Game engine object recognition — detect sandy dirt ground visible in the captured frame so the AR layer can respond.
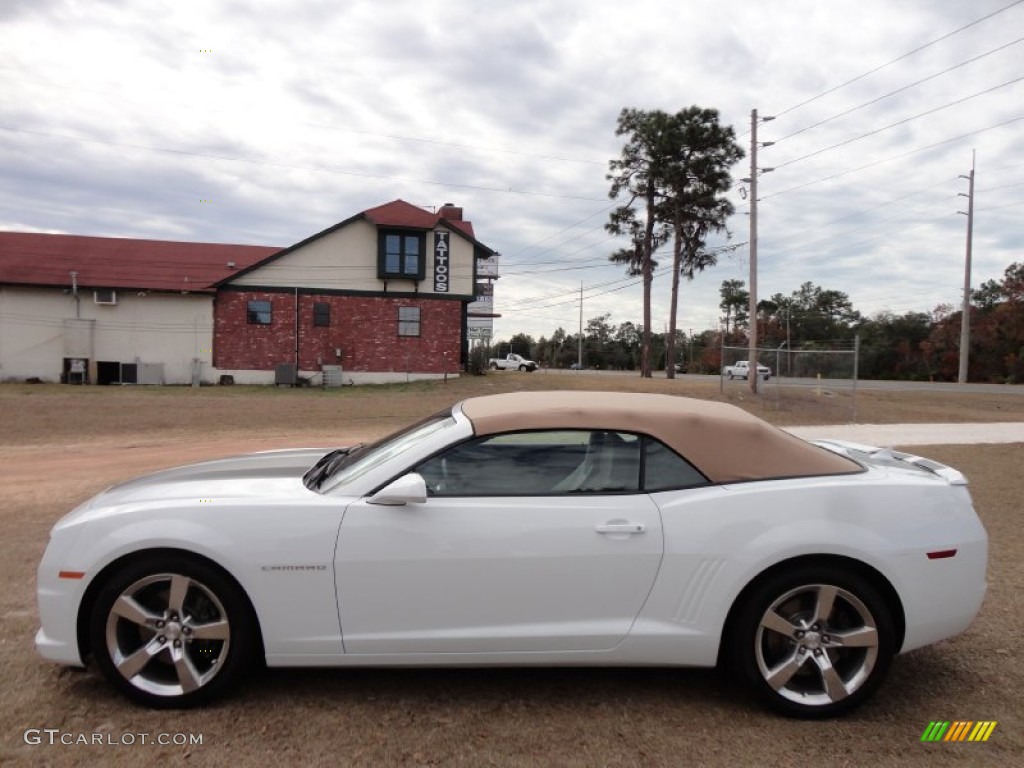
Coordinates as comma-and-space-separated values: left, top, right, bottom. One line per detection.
1, 381, 1022, 766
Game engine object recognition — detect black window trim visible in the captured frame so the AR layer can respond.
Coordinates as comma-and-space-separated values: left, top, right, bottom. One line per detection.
639, 434, 710, 492
407, 428, 710, 498
313, 301, 330, 327
246, 299, 272, 325
378, 229, 426, 281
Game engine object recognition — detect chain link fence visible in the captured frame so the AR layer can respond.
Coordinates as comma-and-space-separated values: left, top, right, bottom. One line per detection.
720, 341, 860, 422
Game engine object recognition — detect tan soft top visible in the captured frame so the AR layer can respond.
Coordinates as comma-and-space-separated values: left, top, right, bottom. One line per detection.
459, 391, 860, 483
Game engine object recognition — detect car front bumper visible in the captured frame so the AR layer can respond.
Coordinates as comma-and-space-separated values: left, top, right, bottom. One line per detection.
36, 527, 87, 667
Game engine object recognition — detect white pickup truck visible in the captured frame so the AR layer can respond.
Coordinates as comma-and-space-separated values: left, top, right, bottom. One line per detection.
724, 360, 771, 380
489, 353, 538, 372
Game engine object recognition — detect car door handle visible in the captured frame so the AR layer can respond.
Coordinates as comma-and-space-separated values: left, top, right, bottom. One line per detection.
595, 522, 647, 534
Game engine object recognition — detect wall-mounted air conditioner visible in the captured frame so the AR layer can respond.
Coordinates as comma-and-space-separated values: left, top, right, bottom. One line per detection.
94, 289, 118, 305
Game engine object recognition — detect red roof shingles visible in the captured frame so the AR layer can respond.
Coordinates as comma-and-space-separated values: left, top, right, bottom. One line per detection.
0, 201, 489, 294
364, 199, 477, 240
0, 232, 280, 293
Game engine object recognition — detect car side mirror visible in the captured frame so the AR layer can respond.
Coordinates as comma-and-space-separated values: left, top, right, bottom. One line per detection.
367, 473, 428, 506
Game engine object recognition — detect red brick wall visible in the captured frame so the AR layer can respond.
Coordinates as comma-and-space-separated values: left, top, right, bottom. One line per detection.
214, 291, 462, 374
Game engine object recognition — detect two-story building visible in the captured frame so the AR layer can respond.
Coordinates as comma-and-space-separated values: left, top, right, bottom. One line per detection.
0, 200, 497, 385
215, 200, 495, 384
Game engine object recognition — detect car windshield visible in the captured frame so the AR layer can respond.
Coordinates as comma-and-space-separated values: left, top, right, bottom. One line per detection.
302, 445, 366, 490
309, 409, 456, 492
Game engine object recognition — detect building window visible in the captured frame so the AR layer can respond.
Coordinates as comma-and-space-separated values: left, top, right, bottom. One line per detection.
247, 300, 272, 325
398, 306, 421, 337
379, 230, 425, 280
313, 302, 330, 327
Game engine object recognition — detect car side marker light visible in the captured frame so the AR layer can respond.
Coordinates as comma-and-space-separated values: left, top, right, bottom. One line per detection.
927, 550, 958, 560
58, 571, 85, 579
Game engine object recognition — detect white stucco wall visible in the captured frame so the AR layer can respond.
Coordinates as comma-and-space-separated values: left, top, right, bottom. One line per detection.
229, 220, 475, 297
0, 286, 214, 384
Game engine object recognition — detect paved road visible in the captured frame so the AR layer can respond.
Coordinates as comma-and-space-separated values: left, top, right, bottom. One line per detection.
784, 422, 1024, 446
537, 368, 1024, 396
755, 377, 1022, 396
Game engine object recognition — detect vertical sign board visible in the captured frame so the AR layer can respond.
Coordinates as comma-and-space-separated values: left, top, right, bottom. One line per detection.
433, 230, 449, 293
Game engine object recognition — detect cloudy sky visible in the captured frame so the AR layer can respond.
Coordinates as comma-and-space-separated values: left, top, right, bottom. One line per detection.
2, 0, 1021, 342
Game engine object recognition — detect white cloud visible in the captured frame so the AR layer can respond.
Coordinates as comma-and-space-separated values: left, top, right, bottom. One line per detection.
0, 0, 1021, 342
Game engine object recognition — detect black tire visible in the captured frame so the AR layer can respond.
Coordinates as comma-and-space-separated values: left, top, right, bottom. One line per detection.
729, 566, 894, 718
518, 364, 527, 371
489, 362, 498, 370
89, 554, 258, 708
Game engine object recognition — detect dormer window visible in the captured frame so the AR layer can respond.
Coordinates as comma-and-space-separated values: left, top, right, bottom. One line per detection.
378, 230, 425, 280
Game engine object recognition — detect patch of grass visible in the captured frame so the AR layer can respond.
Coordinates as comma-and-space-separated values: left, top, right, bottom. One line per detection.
2, 376, 1022, 448
0, 380, 1022, 766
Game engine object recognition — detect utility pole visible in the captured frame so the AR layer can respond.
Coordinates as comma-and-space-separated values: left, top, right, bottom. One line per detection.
70, 270, 80, 319
785, 307, 791, 377
743, 109, 774, 394
577, 281, 583, 370
957, 151, 976, 384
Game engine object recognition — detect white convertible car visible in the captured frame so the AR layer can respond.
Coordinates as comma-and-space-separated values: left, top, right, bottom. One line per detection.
36, 392, 987, 717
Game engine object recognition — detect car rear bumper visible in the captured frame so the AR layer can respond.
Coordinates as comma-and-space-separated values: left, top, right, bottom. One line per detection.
896, 536, 988, 653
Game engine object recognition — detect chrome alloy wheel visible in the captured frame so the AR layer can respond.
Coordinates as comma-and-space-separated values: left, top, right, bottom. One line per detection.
104, 572, 231, 697
754, 584, 880, 707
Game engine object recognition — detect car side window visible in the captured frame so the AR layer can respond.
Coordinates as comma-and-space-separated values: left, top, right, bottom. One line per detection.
416, 430, 642, 496
642, 437, 708, 491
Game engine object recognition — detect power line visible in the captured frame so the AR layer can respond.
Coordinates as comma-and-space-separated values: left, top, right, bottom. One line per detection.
500, 242, 743, 310
977, 180, 1024, 193
768, 200, 960, 260
512, 268, 671, 312
501, 259, 679, 312
774, 36, 1024, 143
977, 199, 1024, 213
502, 236, 620, 273
758, 177, 958, 249
773, 0, 1024, 118
761, 115, 1024, 200
502, 204, 615, 260
773, 75, 1024, 170
500, 269, 647, 311
503, 260, 618, 277
768, 212, 960, 268
499, 269, 639, 309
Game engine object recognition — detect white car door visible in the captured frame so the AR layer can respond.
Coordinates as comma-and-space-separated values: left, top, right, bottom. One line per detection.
335, 430, 664, 654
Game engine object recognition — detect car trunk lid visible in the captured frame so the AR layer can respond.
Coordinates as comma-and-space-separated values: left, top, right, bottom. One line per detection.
811, 439, 968, 486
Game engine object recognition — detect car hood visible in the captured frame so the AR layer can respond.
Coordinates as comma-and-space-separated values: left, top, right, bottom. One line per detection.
66, 448, 335, 517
